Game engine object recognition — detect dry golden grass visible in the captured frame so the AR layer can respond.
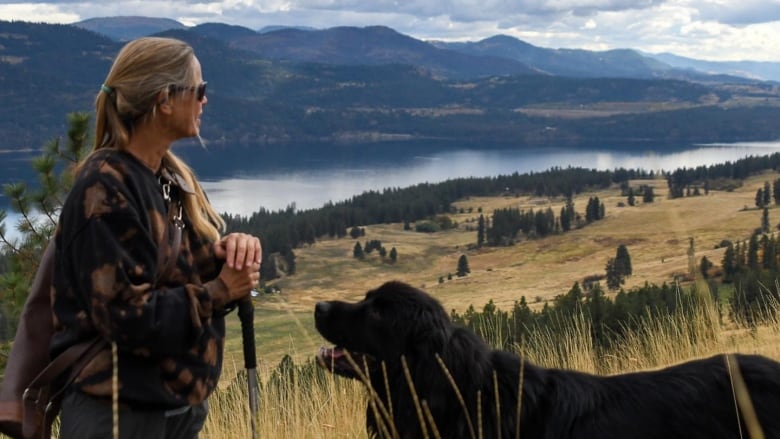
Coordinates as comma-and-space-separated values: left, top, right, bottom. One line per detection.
217, 172, 780, 374
206, 291, 780, 439
262, 172, 770, 315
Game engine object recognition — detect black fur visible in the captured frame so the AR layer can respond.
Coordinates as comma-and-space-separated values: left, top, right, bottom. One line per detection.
315, 281, 780, 438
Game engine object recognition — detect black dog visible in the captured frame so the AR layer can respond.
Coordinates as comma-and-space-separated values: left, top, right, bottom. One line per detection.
314, 281, 780, 439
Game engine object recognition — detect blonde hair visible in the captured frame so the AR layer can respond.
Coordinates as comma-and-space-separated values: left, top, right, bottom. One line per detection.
91, 37, 224, 241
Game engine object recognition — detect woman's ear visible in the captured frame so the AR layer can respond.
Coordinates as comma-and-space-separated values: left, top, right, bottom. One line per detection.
157, 90, 173, 115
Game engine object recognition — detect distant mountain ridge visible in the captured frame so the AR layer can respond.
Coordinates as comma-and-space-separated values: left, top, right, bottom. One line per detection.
647, 52, 780, 83
75, 16, 186, 41
72, 16, 780, 82
2, 19, 780, 155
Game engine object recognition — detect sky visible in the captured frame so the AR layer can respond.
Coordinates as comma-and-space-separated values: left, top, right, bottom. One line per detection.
1, 0, 779, 62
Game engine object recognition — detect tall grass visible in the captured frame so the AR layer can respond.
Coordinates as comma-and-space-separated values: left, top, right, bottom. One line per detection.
197, 285, 779, 438
201, 359, 369, 438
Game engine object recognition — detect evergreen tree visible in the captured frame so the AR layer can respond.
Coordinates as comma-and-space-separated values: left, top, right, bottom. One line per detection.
586, 197, 602, 222
605, 258, 624, 290
477, 214, 485, 248
764, 236, 778, 271
747, 234, 760, 270
560, 196, 575, 232
773, 178, 780, 205
700, 256, 712, 278
615, 244, 632, 277
353, 242, 364, 259
763, 208, 770, 233
764, 181, 772, 207
282, 246, 297, 275
627, 188, 636, 206
389, 247, 398, 263
0, 113, 91, 339
643, 186, 655, 203
456, 254, 470, 277
756, 188, 765, 208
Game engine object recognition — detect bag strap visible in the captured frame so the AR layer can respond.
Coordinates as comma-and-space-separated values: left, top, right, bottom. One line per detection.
23, 337, 105, 438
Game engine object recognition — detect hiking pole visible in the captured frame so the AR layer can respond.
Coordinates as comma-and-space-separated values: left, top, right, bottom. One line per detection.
238, 297, 259, 439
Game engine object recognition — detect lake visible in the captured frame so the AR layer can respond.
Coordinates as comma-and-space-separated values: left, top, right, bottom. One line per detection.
2, 141, 780, 233
194, 141, 780, 216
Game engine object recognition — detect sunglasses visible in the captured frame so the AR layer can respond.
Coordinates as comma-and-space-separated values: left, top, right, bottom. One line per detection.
170, 81, 207, 102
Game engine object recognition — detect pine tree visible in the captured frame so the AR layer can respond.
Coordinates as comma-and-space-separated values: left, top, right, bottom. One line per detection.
764, 181, 772, 207
605, 258, 624, 290
477, 214, 485, 248
748, 234, 760, 270
456, 254, 470, 277
763, 208, 770, 233
700, 256, 713, 278
353, 242, 364, 259
722, 242, 737, 283
0, 113, 91, 339
627, 188, 636, 206
642, 186, 655, 203
615, 244, 632, 277
756, 188, 765, 208
774, 178, 780, 205
389, 247, 398, 263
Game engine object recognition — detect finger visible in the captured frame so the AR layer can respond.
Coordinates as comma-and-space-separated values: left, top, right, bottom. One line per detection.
225, 235, 237, 268
253, 238, 262, 264
247, 236, 263, 265
234, 236, 249, 270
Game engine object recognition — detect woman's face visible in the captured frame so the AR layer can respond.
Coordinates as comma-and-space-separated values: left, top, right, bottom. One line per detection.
171, 56, 207, 139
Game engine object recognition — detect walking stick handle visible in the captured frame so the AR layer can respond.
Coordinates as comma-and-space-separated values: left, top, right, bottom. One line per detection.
238, 297, 257, 370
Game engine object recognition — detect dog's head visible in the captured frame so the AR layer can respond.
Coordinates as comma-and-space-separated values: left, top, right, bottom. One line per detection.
314, 281, 451, 377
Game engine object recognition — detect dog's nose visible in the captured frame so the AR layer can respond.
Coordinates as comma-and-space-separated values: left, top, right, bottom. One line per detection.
315, 301, 331, 318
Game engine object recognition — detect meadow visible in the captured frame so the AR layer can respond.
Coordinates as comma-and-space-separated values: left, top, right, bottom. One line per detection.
202, 172, 780, 438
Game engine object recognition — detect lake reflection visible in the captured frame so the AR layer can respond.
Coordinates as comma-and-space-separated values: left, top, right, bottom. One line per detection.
3, 141, 780, 222
199, 141, 780, 216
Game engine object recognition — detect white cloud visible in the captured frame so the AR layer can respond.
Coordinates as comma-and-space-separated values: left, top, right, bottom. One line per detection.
0, 0, 779, 61
0, 3, 79, 23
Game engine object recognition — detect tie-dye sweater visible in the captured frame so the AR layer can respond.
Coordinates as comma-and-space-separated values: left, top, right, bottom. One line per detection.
51, 148, 231, 409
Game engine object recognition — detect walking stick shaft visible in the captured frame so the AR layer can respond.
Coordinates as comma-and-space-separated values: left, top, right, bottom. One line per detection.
238, 297, 259, 439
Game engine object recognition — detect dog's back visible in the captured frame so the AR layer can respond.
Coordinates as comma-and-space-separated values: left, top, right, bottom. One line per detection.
517, 353, 780, 439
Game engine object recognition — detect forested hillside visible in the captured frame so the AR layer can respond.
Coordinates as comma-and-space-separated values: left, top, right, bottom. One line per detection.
1, 20, 780, 153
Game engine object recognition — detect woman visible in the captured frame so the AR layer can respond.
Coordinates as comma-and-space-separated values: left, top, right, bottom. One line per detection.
50, 37, 261, 438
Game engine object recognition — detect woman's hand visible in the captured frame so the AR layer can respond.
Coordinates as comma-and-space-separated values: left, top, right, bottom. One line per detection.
214, 232, 262, 270
217, 261, 262, 304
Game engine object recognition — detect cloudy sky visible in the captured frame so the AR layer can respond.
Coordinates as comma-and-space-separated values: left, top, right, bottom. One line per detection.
1, 0, 779, 61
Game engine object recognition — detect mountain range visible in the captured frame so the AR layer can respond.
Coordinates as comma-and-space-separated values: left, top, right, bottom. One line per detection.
74, 16, 780, 83
0, 17, 779, 154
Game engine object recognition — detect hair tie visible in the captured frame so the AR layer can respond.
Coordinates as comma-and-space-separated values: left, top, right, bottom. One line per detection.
100, 84, 114, 94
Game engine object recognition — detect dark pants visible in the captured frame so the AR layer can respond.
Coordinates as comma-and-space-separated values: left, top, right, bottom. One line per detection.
58, 391, 208, 439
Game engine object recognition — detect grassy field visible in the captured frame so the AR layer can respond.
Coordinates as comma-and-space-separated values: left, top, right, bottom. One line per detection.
36, 171, 780, 439
229, 171, 777, 370
200, 170, 780, 438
